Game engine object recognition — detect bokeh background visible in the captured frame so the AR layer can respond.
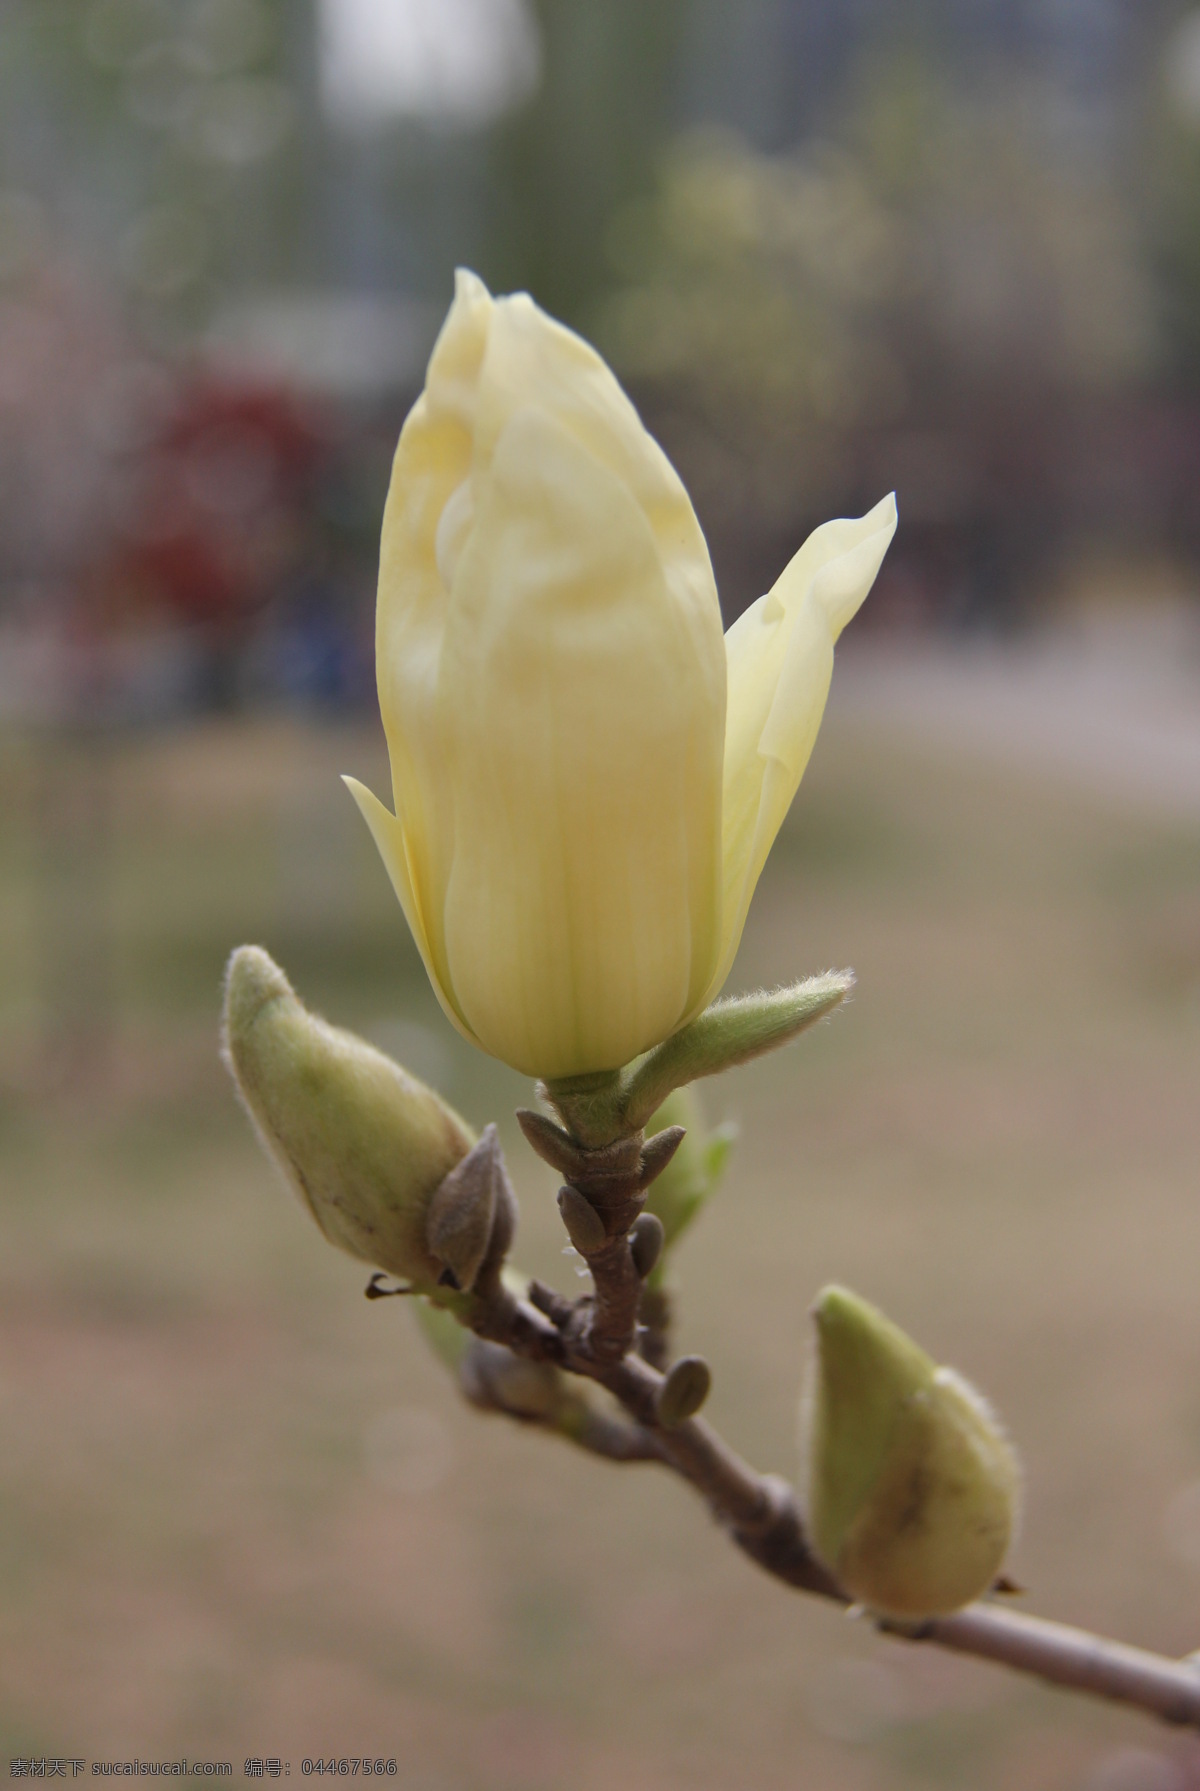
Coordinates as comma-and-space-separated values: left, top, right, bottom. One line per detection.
2, 3, 1200, 1787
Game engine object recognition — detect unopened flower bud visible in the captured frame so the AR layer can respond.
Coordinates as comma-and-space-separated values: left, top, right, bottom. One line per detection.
350, 269, 894, 1083
222, 945, 474, 1289
802, 1285, 1019, 1620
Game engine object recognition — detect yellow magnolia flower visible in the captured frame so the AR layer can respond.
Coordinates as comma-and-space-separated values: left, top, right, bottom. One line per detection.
346, 270, 895, 1080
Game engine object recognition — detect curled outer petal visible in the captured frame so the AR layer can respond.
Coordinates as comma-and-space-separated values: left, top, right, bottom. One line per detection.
697, 494, 897, 1012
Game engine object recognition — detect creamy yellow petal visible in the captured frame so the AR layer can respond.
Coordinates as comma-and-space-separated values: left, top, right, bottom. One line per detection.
374, 270, 495, 984
473, 294, 717, 633
367, 272, 734, 1077
696, 494, 897, 1011
434, 405, 725, 1079
341, 775, 482, 1051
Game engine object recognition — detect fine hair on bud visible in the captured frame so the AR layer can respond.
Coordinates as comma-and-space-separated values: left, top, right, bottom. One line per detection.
802, 1285, 1020, 1620
222, 945, 475, 1290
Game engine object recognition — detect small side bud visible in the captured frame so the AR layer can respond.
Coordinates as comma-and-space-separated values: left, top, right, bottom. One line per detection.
426, 1123, 514, 1293
482, 1151, 519, 1286
514, 1107, 579, 1175
222, 945, 473, 1289
656, 1355, 712, 1428
557, 1184, 607, 1255
638, 1125, 686, 1190
802, 1286, 1019, 1620
629, 1212, 665, 1280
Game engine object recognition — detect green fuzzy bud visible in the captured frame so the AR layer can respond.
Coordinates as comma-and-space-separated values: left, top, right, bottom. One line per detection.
222, 945, 475, 1289
541, 974, 851, 1147
617, 973, 853, 1133
802, 1286, 1019, 1620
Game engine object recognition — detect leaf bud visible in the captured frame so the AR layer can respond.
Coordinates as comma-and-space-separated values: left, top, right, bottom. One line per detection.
425, 1123, 518, 1293
629, 1212, 665, 1280
637, 1125, 686, 1190
222, 945, 474, 1290
656, 1354, 712, 1428
556, 1183, 607, 1255
802, 1286, 1019, 1620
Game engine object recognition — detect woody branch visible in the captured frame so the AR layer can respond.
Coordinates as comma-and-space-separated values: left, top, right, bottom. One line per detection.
453, 1122, 1200, 1737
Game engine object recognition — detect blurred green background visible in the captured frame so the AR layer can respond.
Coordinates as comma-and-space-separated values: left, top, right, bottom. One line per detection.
2, 4, 1200, 1788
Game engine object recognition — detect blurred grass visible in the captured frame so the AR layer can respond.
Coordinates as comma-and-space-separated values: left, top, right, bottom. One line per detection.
1, 709, 1199, 1789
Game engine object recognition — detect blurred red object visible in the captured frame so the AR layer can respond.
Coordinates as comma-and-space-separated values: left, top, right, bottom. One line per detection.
112, 376, 329, 634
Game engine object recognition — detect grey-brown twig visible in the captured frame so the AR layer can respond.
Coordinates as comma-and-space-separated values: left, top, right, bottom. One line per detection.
636, 1281, 673, 1371
450, 1121, 1200, 1737
516, 1108, 684, 1366
894, 1607, 1200, 1727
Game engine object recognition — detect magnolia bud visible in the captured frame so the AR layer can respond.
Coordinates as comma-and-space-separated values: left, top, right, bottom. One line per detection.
222, 945, 475, 1289
350, 269, 894, 1084
802, 1285, 1019, 1620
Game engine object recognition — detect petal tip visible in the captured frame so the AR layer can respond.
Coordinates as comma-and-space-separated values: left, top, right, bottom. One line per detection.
815, 495, 899, 640
341, 772, 388, 817
342, 775, 405, 864
453, 266, 490, 305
